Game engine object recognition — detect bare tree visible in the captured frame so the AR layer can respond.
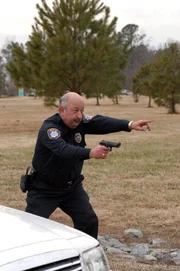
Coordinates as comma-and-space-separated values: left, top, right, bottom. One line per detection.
125, 44, 154, 93
1, 41, 18, 96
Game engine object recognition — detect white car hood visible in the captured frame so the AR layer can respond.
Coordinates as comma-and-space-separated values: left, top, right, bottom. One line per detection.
0, 205, 98, 268
0, 205, 83, 251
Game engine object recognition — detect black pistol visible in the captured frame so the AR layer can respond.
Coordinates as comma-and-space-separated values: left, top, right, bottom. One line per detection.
99, 140, 121, 151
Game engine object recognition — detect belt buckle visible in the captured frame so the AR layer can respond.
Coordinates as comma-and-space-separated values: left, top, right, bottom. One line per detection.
67, 181, 73, 187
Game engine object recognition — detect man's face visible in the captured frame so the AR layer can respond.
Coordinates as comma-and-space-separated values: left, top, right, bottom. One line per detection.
60, 98, 84, 129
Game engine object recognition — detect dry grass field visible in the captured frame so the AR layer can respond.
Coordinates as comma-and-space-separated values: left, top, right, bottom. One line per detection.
0, 95, 179, 271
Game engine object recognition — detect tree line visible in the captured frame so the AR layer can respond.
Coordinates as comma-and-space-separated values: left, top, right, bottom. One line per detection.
0, 0, 180, 113
132, 43, 180, 113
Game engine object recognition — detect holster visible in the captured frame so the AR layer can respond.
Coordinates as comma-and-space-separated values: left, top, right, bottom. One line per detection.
20, 165, 34, 193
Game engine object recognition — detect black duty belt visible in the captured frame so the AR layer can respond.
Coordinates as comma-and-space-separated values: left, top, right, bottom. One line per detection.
34, 170, 74, 188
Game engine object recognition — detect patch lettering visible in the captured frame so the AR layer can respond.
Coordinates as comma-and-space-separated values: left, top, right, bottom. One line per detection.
47, 128, 61, 140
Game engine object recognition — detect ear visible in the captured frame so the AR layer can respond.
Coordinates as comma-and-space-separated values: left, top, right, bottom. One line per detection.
59, 106, 65, 115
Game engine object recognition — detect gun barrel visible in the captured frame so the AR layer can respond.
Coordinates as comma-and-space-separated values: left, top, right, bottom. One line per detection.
100, 140, 121, 148
112, 142, 121, 148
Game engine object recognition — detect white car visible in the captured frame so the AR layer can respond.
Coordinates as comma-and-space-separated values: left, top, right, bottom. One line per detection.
0, 205, 110, 271
121, 89, 133, 95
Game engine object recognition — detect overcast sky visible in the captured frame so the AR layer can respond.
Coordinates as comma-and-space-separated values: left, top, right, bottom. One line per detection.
0, 0, 180, 49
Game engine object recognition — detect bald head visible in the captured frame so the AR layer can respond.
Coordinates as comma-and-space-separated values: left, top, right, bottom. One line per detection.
59, 92, 85, 129
59, 92, 84, 108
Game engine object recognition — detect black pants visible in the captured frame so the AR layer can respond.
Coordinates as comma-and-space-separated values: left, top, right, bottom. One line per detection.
25, 181, 98, 239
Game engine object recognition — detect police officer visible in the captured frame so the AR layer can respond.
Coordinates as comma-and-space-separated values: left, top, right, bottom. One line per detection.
25, 92, 151, 239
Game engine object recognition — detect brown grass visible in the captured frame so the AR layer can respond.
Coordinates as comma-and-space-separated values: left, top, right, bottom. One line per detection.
0, 95, 179, 271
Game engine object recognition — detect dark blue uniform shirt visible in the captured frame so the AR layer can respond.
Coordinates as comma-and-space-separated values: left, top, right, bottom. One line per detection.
32, 113, 130, 186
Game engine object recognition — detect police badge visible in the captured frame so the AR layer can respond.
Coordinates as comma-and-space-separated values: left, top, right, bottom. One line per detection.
74, 133, 82, 143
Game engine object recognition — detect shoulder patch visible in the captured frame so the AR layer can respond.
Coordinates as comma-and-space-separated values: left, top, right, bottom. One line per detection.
83, 115, 92, 123
47, 128, 61, 140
